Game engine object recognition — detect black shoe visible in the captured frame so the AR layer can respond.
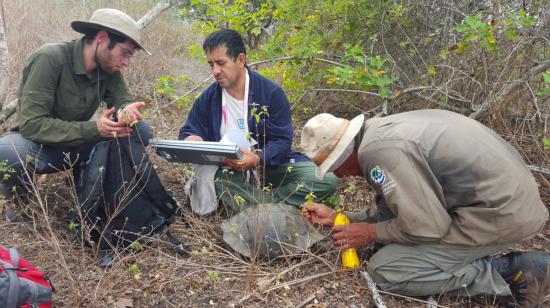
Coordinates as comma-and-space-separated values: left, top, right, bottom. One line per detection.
165, 231, 192, 257
491, 251, 550, 307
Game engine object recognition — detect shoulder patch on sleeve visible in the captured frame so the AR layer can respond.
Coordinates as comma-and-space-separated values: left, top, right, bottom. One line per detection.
370, 166, 386, 185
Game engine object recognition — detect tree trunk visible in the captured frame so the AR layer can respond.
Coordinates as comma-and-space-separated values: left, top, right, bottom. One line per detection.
137, 0, 182, 30
0, 5, 10, 111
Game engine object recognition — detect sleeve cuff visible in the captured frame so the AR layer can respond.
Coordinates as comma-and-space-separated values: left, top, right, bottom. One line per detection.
82, 121, 101, 142
375, 221, 394, 244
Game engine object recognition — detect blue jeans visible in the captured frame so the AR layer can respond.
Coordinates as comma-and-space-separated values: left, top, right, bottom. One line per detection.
0, 121, 152, 197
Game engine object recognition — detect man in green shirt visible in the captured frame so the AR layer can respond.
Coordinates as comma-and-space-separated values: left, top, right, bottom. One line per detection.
1, 9, 150, 220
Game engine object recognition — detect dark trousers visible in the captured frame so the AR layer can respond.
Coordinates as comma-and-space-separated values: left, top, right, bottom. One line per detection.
0, 121, 152, 197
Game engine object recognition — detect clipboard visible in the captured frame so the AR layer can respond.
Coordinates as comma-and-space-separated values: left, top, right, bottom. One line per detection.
150, 139, 243, 165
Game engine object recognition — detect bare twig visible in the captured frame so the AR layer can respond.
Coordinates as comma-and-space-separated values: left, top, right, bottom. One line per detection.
0, 97, 16, 124
264, 271, 334, 293
528, 165, 550, 175
296, 294, 317, 308
469, 61, 550, 120
136, 0, 182, 30
0, 0, 9, 108
249, 56, 346, 68
426, 296, 439, 308
376, 289, 449, 307
524, 81, 543, 121
361, 271, 387, 308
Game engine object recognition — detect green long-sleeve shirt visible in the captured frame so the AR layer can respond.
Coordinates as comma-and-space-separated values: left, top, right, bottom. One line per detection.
13, 38, 132, 146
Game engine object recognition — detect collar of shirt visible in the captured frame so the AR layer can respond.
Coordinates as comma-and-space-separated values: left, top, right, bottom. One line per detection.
71, 37, 107, 82
221, 68, 250, 129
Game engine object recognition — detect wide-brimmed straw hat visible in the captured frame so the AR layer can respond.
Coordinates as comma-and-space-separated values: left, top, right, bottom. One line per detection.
301, 113, 364, 179
71, 8, 151, 55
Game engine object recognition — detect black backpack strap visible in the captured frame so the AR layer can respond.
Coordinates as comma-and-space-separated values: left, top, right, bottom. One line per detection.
119, 139, 177, 217
77, 141, 111, 222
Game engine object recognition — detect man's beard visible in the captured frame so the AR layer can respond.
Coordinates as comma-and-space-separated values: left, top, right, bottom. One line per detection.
96, 49, 115, 75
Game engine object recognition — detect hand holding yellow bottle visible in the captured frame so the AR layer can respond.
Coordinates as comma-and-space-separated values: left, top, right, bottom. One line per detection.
333, 209, 360, 269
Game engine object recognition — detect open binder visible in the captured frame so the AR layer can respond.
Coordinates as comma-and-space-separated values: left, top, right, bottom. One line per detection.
150, 139, 243, 165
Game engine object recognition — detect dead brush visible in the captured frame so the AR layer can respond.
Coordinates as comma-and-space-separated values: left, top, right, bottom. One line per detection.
3, 0, 203, 115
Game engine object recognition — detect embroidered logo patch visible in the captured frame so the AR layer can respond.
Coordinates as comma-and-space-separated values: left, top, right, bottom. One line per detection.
237, 119, 245, 129
370, 166, 386, 185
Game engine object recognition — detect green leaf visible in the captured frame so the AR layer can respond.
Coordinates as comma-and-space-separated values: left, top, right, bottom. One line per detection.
323, 196, 341, 207
129, 263, 141, 280
503, 27, 518, 40
537, 88, 550, 96
233, 195, 246, 206
520, 15, 537, 27
25, 155, 34, 163
428, 65, 437, 76
378, 86, 390, 98
129, 241, 144, 251
454, 23, 468, 33
208, 271, 219, 284
304, 192, 317, 205
543, 138, 550, 148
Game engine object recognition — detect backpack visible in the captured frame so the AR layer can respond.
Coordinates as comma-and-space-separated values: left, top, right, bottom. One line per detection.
0, 246, 53, 308
73, 137, 190, 263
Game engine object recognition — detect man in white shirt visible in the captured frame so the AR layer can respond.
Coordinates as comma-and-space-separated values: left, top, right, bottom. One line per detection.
179, 29, 337, 212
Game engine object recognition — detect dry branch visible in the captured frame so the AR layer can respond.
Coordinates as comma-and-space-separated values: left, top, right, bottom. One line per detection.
0, 98, 16, 124
361, 271, 387, 308
0, 4, 9, 110
137, 0, 182, 30
469, 61, 550, 120
296, 294, 317, 308
528, 165, 550, 176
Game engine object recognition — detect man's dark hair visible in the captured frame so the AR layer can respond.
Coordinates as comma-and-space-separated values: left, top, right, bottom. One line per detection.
83, 30, 131, 50
202, 28, 246, 61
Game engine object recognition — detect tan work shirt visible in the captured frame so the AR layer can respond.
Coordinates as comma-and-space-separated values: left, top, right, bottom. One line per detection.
355, 109, 547, 246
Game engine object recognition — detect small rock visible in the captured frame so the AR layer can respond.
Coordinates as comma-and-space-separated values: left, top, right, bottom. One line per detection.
315, 287, 326, 300
114, 297, 133, 308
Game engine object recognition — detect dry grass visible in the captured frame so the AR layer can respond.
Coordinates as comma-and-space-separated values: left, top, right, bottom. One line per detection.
1, 1, 548, 307
3, 0, 207, 105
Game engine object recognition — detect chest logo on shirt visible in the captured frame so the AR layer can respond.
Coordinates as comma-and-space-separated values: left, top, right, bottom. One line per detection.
237, 119, 245, 129
370, 166, 386, 185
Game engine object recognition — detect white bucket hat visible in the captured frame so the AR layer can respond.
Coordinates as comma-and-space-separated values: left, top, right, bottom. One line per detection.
301, 113, 365, 179
71, 8, 151, 55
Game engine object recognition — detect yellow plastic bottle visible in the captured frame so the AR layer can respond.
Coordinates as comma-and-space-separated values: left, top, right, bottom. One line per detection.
333, 209, 360, 269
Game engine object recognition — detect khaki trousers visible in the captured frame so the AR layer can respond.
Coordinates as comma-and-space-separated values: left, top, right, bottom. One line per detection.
367, 241, 517, 297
